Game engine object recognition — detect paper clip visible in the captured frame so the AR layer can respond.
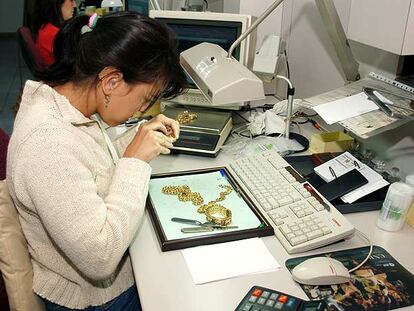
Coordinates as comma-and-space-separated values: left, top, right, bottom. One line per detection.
354, 160, 360, 169
329, 166, 337, 179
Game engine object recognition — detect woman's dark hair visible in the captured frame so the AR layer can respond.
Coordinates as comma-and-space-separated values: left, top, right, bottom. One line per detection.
38, 11, 186, 100
27, 0, 67, 39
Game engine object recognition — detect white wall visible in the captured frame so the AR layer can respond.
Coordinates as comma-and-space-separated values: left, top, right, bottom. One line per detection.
0, 0, 24, 33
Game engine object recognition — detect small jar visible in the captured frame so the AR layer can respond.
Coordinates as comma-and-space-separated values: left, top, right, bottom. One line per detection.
405, 174, 414, 228
377, 182, 413, 231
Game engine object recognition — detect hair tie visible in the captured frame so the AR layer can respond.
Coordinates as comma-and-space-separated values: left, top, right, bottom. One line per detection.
81, 13, 99, 35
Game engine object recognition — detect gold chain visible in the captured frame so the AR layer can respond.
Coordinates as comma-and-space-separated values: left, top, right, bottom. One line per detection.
176, 110, 198, 125
161, 185, 204, 206
161, 184, 233, 225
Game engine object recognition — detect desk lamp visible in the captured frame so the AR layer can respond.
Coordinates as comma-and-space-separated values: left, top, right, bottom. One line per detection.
180, 0, 297, 142
180, 0, 361, 143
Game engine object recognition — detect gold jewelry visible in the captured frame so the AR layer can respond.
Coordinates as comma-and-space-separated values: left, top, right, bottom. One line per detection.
196, 185, 233, 213
205, 204, 232, 226
104, 94, 111, 108
176, 110, 197, 125
161, 184, 233, 225
162, 185, 204, 206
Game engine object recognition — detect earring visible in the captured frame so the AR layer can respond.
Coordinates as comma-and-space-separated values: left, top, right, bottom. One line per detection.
104, 94, 111, 108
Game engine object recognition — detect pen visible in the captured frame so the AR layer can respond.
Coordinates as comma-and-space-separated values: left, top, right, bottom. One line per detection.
363, 87, 394, 117
329, 166, 337, 179
309, 119, 322, 131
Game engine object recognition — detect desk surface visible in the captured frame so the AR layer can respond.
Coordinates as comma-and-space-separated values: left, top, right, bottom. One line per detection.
128, 127, 414, 311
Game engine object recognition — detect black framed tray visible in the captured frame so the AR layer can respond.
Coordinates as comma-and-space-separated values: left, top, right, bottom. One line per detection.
147, 167, 274, 251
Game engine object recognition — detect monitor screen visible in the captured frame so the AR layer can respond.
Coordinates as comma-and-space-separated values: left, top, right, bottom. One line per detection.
160, 18, 242, 62
125, 0, 149, 15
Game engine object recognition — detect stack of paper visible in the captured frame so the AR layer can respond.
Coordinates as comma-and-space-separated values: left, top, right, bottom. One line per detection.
314, 152, 389, 203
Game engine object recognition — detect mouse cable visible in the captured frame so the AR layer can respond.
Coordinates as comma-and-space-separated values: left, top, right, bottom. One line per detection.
347, 229, 373, 273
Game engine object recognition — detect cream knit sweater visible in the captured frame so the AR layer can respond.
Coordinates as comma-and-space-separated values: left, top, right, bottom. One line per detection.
6, 81, 152, 309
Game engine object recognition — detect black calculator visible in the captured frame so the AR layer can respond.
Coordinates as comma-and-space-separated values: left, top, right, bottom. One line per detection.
235, 286, 326, 311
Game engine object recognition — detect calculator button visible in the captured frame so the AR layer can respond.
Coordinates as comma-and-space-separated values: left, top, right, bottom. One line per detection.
251, 306, 261, 311
270, 293, 279, 300
274, 302, 284, 309
278, 295, 288, 303
252, 289, 263, 297
286, 298, 296, 307
265, 299, 276, 307
248, 295, 258, 303
257, 297, 266, 305
242, 302, 252, 311
261, 291, 270, 298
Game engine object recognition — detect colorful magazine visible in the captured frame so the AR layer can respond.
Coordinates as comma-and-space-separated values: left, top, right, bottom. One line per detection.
286, 246, 414, 311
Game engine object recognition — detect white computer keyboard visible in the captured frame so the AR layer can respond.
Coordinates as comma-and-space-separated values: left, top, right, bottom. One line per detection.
228, 151, 355, 254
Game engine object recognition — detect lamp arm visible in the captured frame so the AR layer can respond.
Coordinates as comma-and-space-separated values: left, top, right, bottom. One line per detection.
315, 0, 360, 82
275, 75, 295, 139
149, 0, 161, 10
227, 0, 284, 59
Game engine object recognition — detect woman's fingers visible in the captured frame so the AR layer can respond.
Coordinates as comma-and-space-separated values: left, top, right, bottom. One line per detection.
154, 131, 173, 149
152, 114, 180, 140
143, 119, 169, 135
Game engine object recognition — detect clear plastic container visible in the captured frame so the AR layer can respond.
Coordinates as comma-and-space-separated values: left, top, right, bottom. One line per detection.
377, 182, 413, 231
405, 174, 414, 228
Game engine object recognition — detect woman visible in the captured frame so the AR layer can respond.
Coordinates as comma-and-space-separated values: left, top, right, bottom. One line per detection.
7, 12, 186, 310
29, 0, 77, 66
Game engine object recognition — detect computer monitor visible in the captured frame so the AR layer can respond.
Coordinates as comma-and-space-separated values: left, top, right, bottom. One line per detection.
125, 0, 149, 15
149, 10, 256, 109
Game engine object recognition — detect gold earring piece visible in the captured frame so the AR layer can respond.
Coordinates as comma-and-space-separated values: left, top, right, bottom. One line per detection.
104, 95, 111, 108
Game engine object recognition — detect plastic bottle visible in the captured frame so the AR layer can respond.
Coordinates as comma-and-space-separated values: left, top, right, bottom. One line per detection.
377, 182, 413, 231
405, 174, 414, 228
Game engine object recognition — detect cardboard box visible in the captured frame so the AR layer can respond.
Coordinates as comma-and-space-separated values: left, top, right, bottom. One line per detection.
309, 131, 354, 153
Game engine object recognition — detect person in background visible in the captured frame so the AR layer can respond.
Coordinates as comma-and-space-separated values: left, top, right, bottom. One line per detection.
7, 12, 186, 311
28, 0, 77, 66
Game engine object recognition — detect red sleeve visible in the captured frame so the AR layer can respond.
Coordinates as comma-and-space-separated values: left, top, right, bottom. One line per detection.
36, 23, 60, 66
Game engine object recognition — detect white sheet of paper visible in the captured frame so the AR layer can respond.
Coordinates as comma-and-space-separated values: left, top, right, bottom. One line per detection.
313, 92, 379, 125
181, 238, 280, 284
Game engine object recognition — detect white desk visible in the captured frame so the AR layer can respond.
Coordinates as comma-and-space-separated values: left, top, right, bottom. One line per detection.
128, 127, 414, 311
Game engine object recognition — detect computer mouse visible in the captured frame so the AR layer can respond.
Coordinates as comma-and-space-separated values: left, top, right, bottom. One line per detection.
291, 256, 351, 286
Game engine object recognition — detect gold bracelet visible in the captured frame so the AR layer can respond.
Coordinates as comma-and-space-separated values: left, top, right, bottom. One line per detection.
205, 204, 232, 226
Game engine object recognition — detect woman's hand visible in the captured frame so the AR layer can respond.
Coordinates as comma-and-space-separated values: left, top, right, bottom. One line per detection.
123, 114, 180, 163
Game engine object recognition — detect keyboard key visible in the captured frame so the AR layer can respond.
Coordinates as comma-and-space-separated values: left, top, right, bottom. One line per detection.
306, 229, 323, 240
289, 235, 307, 245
